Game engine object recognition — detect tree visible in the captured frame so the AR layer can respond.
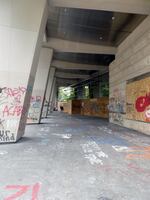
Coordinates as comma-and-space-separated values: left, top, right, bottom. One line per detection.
58, 87, 75, 101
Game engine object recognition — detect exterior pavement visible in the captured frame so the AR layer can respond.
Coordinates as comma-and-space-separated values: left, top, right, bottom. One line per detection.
0, 112, 150, 200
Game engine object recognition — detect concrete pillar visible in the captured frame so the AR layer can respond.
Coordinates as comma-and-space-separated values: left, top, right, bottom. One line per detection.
51, 80, 58, 113
42, 67, 56, 118
48, 78, 56, 115
27, 48, 53, 124
0, 0, 48, 143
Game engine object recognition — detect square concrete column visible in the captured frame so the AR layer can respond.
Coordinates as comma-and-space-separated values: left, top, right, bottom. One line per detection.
48, 78, 57, 115
0, 0, 48, 143
42, 67, 56, 118
27, 48, 53, 124
50, 81, 58, 113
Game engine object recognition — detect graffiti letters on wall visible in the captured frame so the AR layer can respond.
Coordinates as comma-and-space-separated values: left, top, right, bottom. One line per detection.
126, 75, 150, 122
27, 96, 42, 123
81, 98, 109, 118
109, 88, 126, 125
0, 86, 27, 142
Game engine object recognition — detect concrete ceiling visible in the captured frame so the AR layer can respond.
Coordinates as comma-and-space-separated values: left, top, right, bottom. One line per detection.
52, 60, 108, 71
53, 52, 115, 66
56, 77, 79, 87
49, 0, 150, 15
46, 1, 149, 86
43, 38, 117, 55
47, 7, 146, 46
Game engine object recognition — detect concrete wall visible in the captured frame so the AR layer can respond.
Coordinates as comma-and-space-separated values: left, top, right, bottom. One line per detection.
109, 16, 150, 135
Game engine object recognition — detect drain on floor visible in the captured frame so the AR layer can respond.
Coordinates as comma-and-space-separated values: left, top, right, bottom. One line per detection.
98, 197, 112, 200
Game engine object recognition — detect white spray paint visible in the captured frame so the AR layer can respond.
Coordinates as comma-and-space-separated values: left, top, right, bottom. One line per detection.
49, 124, 59, 127
24, 147, 35, 153
88, 177, 96, 185
85, 154, 103, 165
112, 145, 131, 152
0, 151, 8, 155
81, 141, 108, 165
40, 127, 50, 132
98, 126, 113, 134
52, 133, 72, 139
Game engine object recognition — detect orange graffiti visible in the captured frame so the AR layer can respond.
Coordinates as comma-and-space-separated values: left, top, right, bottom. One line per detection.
126, 146, 150, 160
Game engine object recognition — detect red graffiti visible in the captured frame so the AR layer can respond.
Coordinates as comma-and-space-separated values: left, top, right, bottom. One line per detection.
4, 185, 30, 200
4, 183, 40, 200
3, 105, 23, 117
31, 96, 42, 103
135, 93, 150, 112
4, 87, 26, 97
2, 87, 26, 104
31, 183, 41, 200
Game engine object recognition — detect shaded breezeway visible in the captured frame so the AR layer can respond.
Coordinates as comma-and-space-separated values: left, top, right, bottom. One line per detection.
0, 112, 150, 200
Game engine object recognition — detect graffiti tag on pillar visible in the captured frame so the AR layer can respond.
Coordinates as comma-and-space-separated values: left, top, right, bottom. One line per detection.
0, 86, 28, 142
3, 105, 23, 117
27, 96, 43, 122
0, 130, 15, 142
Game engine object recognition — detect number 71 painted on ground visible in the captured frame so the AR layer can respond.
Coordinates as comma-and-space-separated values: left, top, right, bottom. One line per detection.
4, 183, 40, 200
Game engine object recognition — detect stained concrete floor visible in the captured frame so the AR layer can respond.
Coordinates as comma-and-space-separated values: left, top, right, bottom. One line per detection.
0, 112, 150, 200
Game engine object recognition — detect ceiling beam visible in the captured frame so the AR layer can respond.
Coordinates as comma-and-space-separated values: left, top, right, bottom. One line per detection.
55, 72, 90, 79
50, 0, 150, 15
43, 38, 116, 55
56, 78, 78, 87
52, 60, 108, 71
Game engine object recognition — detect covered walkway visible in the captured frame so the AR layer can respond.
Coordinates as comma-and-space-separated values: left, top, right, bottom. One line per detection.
0, 112, 150, 200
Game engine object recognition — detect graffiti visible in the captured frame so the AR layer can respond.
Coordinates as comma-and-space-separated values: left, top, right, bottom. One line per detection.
135, 93, 150, 112
0, 119, 5, 129
4, 87, 26, 102
81, 141, 108, 165
42, 104, 48, 118
90, 103, 107, 114
109, 97, 125, 114
109, 88, 125, 114
113, 145, 150, 160
27, 96, 42, 122
81, 98, 109, 118
84, 103, 100, 114
109, 113, 124, 125
0, 84, 35, 142
3, 105, 23, 117
4, 183, 40, 200
145, 106, 150, 122
0, 86, 29, 142
134, 93, 150, 122
0, 130, 15, 142
0, 87, 26, 116
31, 96, 42, 106
126, 146, 150, 160
126, 75, 150, 123
109, 89, 125, 125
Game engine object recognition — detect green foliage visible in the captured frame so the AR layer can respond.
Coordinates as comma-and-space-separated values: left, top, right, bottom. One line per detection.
101, 83, 109, 97
58, 87, 75, 101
